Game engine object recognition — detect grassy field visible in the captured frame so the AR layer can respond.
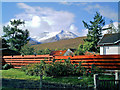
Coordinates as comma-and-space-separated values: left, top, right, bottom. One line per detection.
1, 68, 115, 89
2, 69, 40, 80
2, 68, 94, 89
2, 68, 93, 85
2, 68, 115, 83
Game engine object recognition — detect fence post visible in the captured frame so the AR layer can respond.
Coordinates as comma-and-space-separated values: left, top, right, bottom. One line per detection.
115, 70, 119, 89
94, 74, 99, 90
40, 74, 43, 88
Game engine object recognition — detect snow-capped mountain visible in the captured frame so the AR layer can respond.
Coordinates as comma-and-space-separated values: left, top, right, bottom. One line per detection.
57, 30, 78, 40
29, 37, 41, 45
30, 30, 78, 44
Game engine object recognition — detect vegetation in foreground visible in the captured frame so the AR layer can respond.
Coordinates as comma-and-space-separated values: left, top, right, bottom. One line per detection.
2, 59, 114, 89
2, 68, 114, 85
2, 68, 93, 85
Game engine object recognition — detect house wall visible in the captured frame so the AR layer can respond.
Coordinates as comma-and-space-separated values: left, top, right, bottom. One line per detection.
100, 46, 104, 55
64, 49, 74, 56
100, 45, 120, 55
118, 45, 120, 54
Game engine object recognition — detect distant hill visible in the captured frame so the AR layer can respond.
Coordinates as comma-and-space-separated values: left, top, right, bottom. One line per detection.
32, 36, 87, 50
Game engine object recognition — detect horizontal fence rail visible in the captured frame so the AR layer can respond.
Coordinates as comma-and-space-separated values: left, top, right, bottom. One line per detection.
2, 54, 120, 69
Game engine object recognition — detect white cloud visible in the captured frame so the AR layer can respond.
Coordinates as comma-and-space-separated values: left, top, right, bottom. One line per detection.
14, 3, 77, 37
60, 1, 73, 5
84, 4, 118, 20
31, 16, 41, 27
79, 29, 88, 36
69, 24, 79, 36
60, 2, 88, 6
17, 3, 36, 13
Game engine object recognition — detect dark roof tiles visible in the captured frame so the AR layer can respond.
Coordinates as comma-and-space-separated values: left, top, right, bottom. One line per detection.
98, 33, 120, 45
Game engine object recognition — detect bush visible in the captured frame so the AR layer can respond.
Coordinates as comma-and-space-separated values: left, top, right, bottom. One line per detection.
2, 63, 13, 70
21, 58, 78, 77
21, 58, 102, 77
23, 63, 46, 76
21, 65, 28, 72
20, 44, 35, 55
82, 64, 103, 76
45, 61, 75, 77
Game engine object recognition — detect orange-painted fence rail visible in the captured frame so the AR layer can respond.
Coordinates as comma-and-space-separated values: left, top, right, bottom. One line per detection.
2, 54, 120, 70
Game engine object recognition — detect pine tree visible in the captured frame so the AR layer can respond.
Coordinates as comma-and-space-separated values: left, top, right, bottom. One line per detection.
82, 12, 105, 52
2, 19, 30, 51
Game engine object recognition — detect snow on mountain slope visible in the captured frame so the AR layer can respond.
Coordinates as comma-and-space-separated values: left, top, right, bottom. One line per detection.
37, 32, 59, 42
30, 30, 78, 44
57, 30, 78, 40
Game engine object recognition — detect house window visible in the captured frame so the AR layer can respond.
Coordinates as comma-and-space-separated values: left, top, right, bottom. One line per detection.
60, 52, 62, 54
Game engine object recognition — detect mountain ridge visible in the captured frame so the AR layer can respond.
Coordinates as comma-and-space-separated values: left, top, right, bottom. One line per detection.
29, 30, 78, 44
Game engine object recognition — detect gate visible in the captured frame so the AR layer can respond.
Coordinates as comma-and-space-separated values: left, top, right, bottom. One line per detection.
97, 80, 120, 90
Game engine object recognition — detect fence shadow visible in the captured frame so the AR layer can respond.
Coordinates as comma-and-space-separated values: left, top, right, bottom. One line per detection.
2, 78, 40, 89
2, 78, 94, 90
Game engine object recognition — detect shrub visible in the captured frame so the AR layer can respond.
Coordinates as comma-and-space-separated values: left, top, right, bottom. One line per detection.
21, 65, 28, 72
22, 58, 77, 77
2, 63, 13, 70
45, 61, 76, 77
21, 57, 102, 77
82, 64, 103, 76
20, 44, 35, 55
75, 62, 83, 75
26, 61, 47, 76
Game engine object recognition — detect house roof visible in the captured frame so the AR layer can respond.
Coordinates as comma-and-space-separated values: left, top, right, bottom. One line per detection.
98, 33, 120, 46
50, 50, 67, 56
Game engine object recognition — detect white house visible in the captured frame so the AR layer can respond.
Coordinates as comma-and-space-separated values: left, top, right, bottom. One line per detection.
98, 33, 120, 55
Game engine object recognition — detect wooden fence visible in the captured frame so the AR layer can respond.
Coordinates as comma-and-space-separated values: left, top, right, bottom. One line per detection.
2, 54, 120, 69
2, 55, 53, 68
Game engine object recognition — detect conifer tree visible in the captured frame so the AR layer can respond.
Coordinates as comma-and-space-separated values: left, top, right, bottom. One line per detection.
2, 19, 30, 51
82, 12, 105, 52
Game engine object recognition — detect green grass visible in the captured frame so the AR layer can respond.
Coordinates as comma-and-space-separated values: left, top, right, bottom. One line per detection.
2, 68, 47, 80
2, 68, 40, 80
2, 68, 93, 85
1, 68, 115, 86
